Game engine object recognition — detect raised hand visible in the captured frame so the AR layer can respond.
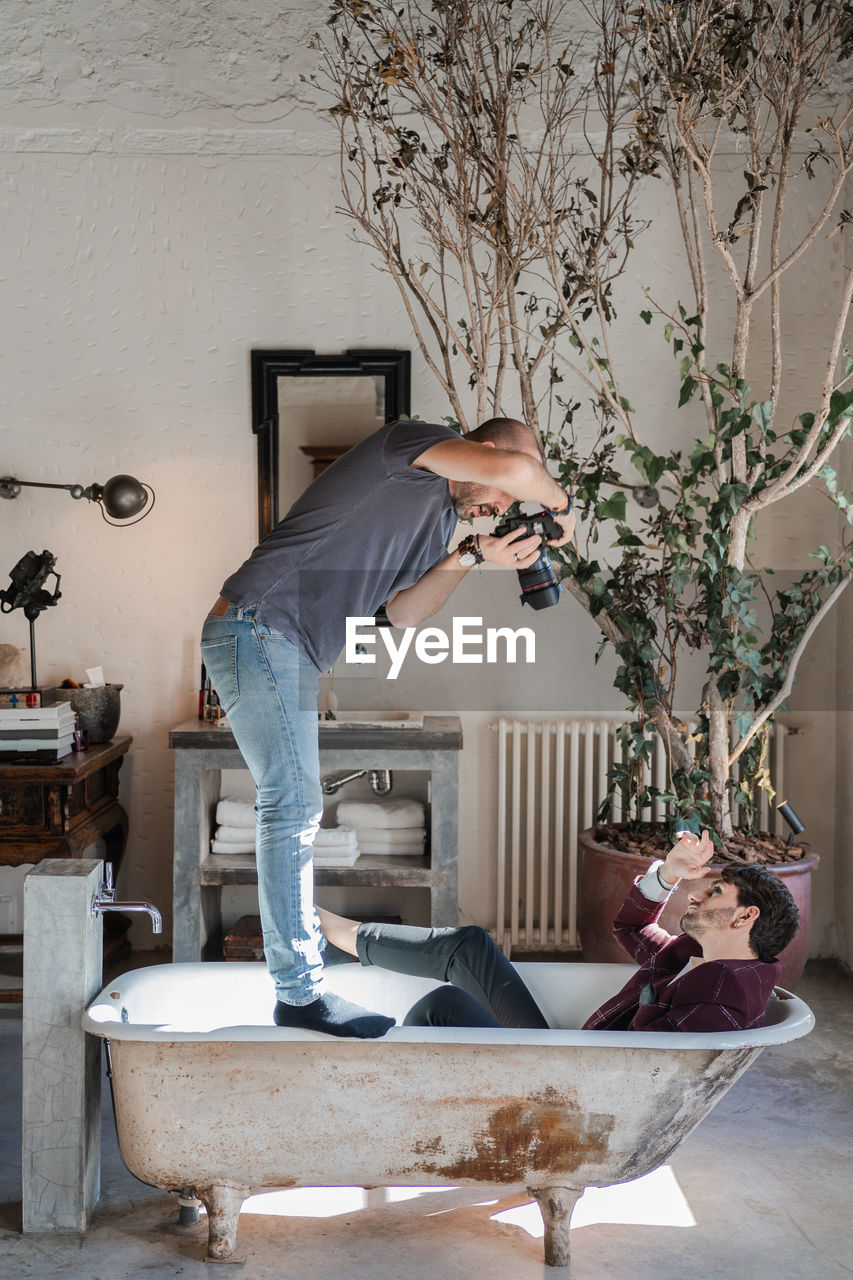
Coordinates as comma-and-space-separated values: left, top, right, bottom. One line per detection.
545, 507, 576, 547
660, 829, 715, 885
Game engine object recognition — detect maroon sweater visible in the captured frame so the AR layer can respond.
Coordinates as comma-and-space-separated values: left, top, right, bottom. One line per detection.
582, 878, 779, 1033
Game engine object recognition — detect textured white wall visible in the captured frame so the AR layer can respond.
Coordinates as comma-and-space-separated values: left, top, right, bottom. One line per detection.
834, 429, 853, 969
0, 1, 848, 957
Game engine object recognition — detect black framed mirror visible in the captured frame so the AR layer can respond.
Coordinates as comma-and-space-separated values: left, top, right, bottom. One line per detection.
251, 349, 411, 540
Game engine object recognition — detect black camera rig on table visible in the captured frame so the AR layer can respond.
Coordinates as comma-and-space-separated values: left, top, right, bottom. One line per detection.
0, 549, 62, 691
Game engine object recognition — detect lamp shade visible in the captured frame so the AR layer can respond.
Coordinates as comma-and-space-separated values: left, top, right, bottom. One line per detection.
100, 474, 149, 519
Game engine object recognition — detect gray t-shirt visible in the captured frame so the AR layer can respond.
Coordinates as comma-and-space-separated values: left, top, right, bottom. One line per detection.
222, 420, 460, 671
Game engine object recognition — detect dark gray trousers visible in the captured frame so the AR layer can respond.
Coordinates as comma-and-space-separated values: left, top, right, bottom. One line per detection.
343, 922, 548, 1029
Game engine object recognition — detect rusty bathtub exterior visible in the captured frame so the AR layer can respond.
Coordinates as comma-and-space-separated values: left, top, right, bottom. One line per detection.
83, 960, 814, 1269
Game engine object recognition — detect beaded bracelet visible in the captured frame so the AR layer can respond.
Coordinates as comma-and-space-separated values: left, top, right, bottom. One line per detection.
546, 489, 573, 516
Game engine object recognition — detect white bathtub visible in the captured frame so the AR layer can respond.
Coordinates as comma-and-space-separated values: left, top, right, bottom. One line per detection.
83, 961, 814, 1268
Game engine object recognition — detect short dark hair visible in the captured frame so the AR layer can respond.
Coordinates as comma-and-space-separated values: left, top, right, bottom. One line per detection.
720, 864, 799, 963
468, 417, 542, 458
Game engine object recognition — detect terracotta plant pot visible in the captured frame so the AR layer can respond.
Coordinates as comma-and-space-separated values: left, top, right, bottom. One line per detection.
578, 827, 818, 991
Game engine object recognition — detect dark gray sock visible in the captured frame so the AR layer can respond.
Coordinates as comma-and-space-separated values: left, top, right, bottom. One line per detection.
273, 992, 395, 1038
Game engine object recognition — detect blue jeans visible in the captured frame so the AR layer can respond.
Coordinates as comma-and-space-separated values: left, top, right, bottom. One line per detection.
201, 605, 324, 1004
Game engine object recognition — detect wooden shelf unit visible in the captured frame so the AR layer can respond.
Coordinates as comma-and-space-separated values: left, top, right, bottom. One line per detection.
170, 717, 462, 961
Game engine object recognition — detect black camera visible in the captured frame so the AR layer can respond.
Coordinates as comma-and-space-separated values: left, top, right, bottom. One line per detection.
0, 549, 62, 621
492, 511, 563, 610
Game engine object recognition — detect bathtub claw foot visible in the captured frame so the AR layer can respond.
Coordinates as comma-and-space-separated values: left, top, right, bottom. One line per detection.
529, 1185, 583, 1269
199, 1185, 249, 1263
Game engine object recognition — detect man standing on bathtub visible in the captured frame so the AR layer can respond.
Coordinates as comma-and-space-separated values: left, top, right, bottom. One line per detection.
201, 416, 575, 1039
317, 830, 800, 1033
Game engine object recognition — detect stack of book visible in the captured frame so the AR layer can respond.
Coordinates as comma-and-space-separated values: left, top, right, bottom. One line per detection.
0, 703, 77, 762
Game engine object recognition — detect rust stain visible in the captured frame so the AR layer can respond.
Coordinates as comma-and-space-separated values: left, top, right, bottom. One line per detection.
410, 1086, 615, 1183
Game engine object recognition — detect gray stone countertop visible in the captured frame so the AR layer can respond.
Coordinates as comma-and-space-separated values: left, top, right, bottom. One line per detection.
169, 716, 463, 752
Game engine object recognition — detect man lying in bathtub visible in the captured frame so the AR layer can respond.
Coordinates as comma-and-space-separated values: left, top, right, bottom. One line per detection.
316, 830, 800, 1034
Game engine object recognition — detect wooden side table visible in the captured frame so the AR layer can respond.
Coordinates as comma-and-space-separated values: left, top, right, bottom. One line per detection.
0, 735, 132, 1001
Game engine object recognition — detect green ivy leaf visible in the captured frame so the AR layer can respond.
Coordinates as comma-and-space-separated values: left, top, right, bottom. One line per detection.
595, 491, 628, 521
679, 376, 698, 407
751, 399, 773, 434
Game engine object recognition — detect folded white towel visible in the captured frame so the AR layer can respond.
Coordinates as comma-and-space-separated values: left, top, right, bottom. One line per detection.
358, 842, 424, 856
211, 838, 256, 854
314, 825, 359, 848
216, 798, 255, 829
212, 827, 256, 844
356, 829, 425, 849
216, 823, 257, 843
313, 848, 360, 868
336, 799, 425, 830
354, 825, 425, 848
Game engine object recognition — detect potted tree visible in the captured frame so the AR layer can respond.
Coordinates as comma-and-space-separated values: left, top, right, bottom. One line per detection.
312, 0, 853, 986
548, 0, 853, 988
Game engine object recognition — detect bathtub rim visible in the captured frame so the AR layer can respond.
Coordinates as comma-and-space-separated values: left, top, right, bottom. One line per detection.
82, 961, 815, 1051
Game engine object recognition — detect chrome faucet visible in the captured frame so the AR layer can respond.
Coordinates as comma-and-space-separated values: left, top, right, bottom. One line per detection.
92, 863, 163, 934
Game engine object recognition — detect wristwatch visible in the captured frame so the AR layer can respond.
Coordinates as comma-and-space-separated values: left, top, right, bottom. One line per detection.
457, 534, 483, 567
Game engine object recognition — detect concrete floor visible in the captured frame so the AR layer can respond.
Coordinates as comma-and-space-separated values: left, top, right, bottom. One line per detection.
0, 959, 851, 1280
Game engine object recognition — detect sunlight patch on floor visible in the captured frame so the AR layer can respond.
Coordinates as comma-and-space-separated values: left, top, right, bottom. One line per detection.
242, 1168, 695, 1229
492, 1166, 697, 1237
244, 1187, 368, 1218
427, 1198, 499, 1217
386, 1186, 458, 1203
244, 1184, 461, 1218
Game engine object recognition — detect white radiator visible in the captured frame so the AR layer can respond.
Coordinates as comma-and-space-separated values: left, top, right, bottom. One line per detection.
492, 717, 790, 955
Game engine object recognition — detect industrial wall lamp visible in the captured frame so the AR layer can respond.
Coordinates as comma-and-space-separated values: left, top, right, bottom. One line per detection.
0, 473, 155, 524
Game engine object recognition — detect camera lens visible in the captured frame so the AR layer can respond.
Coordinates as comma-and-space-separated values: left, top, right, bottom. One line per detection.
493, 513, 562, 610
518, 552, 562, 609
